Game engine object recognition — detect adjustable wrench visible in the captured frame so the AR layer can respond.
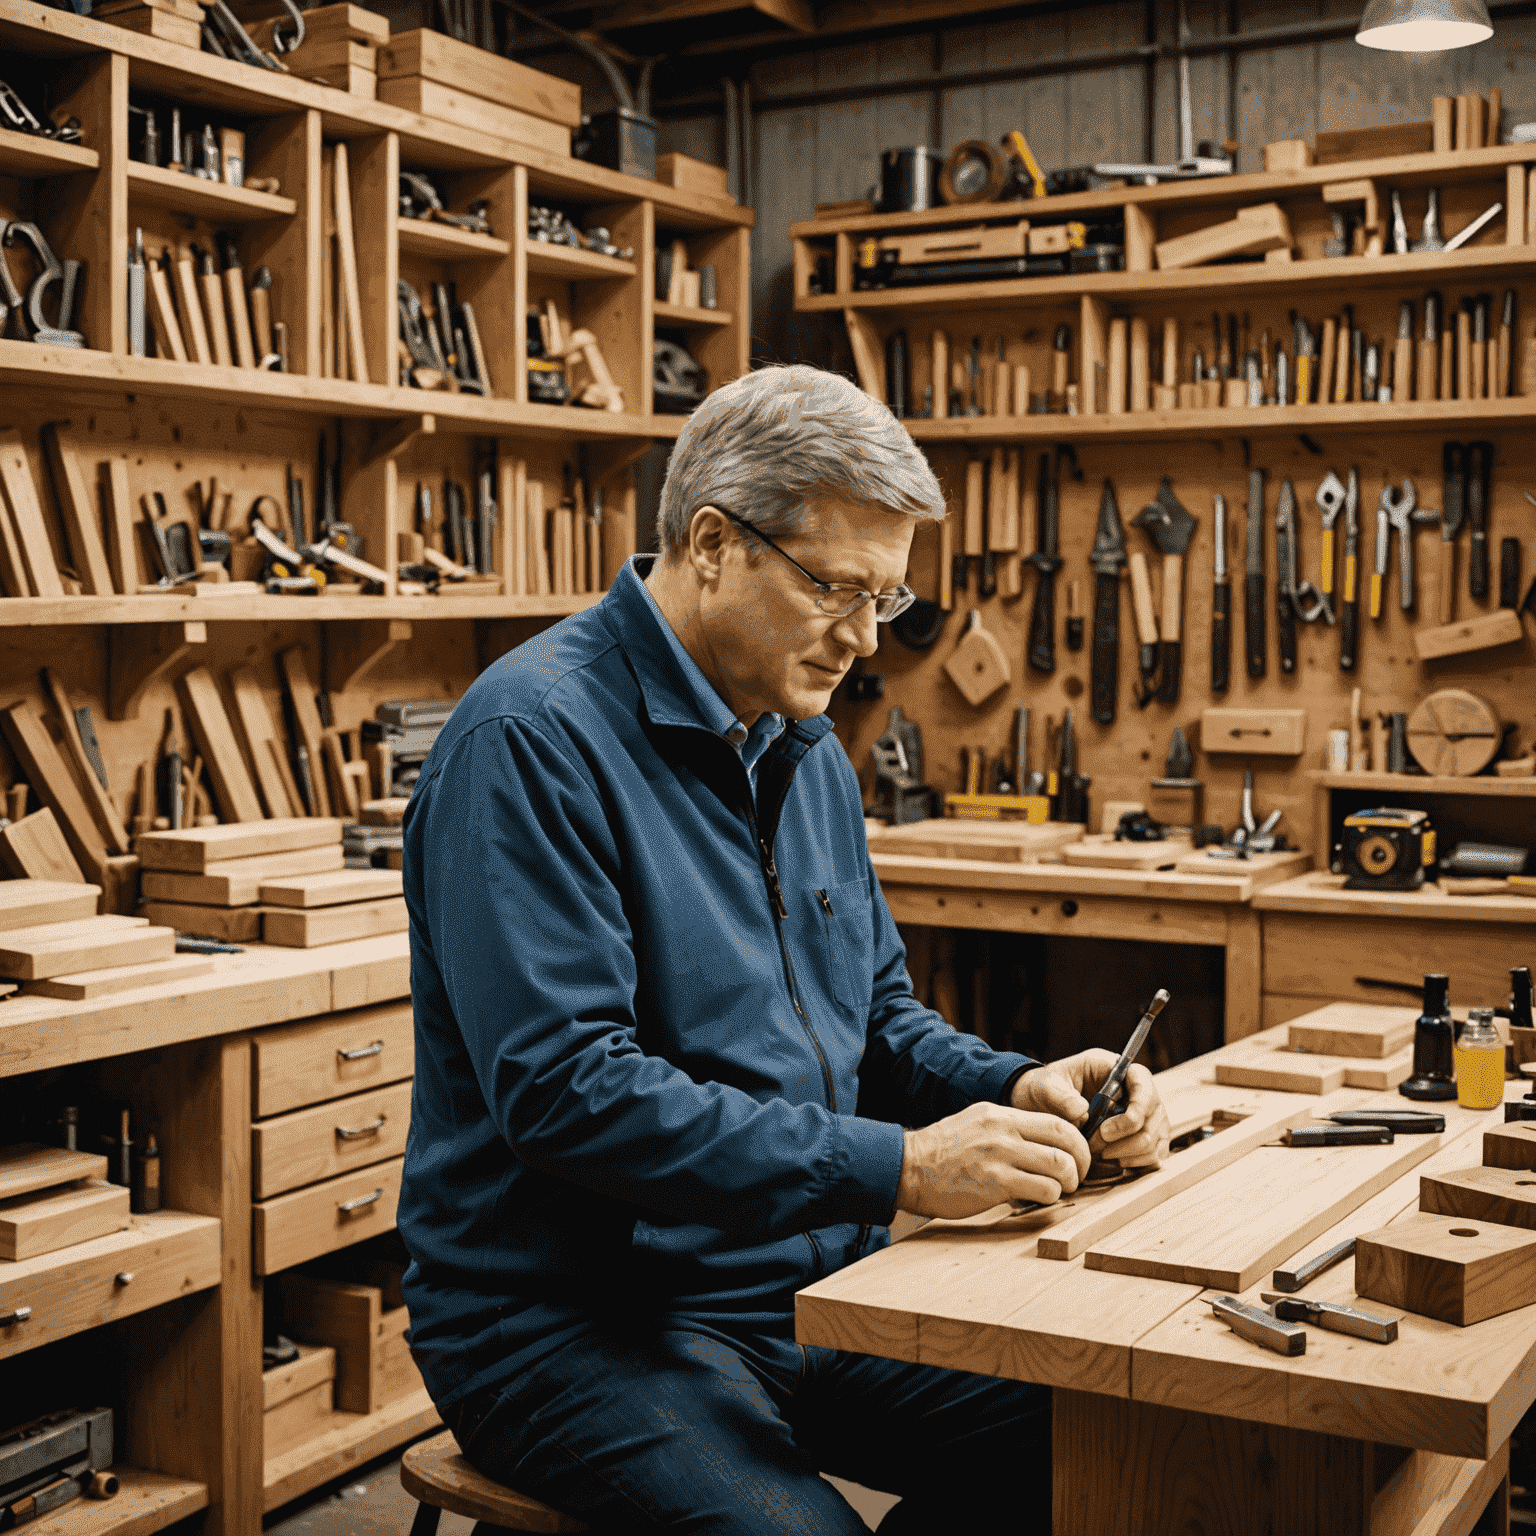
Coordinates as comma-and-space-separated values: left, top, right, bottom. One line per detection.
1280, 478, 1332, 625
1315, 470, 1345, 599
1380, 479, 1438, 615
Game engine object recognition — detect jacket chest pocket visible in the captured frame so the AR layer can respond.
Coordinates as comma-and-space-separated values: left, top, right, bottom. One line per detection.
814, 877, 874, 1015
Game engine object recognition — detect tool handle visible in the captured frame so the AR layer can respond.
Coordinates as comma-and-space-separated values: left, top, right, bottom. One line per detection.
1394, 336, 1413, 402
1320, 526, 1334, 595
1128, 552, 1158, 645
938, 506, 954, 610
1501, 537, 1522, 608
1470, 527, 1489, 600
1277, 587, 1297, 674
1369, 568, 1383, 619
1211, 579, 1230, 693
1244, 571, 1266, 678
964, 459, 984, 556
1090, 570, 1120, 725
1026, 567, 1056, 674
930, 330, 948, 419
1418, 339, 1438, 402
1160, 553, 1183, 644
1155, 639, 1182, 705
1438, 539, 1456, 625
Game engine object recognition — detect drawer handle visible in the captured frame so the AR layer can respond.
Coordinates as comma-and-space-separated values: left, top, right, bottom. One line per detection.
338, 1188, 384, 1215
115, 1272, 134, 1287
335, 1114, 387, 1141
337, 1040, 385, 1061
0, 1306, 31, 1326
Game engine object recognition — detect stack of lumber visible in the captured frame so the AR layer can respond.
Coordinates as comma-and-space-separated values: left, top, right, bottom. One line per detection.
251, 4, 388, 97
0, 1144, 131, 1262
0, 879, 201, 999
375, 29, 580, 158
866, 818, 1084, 864
1213, 1005, 1418, 1093
259, 867, 406, 948
92, 0, 202, 48
138, 819, 346, 944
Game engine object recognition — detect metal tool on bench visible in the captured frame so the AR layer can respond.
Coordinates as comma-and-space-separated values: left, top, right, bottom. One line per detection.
0, 1408, 117, 1528
1284, 1124, 1393, 1147
1467, 439, 1492, 602
870, 705, 932, 825
1272, 1236, 1356, 1293
1212, 1295, 1306, 1356
1089, 478, 1128, 725
1209, 769, 1286, 861
1260, 1293, 1398, 1344
1329, 1109, 1444, 1134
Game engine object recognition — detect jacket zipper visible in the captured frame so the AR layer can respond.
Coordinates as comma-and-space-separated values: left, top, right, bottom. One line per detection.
744, 796, 837, 1114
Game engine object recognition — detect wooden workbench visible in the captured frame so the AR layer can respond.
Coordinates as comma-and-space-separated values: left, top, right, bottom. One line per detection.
796, 1014, 1527, 1534
871, 850, 1309, 1043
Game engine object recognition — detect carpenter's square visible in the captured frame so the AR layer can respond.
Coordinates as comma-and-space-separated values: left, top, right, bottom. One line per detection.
1260, 1294, 1398, 1344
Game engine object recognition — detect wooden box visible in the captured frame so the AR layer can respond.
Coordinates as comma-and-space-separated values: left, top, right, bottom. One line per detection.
1355, 1211, 1536, 1326
263, 1343, 336, 1461
1421, 1165, 1536, 1231
376, 28, 581, 127
274, 1273, 421, 1414
656, 153, 730, 199
1200, 708, 1306, 756
0, 1178, 130, 1260
1484, 1122, 1536, 1170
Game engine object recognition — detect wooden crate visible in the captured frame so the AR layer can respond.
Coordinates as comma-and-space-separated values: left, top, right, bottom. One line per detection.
263, 1343, 337, 1461
274, 1272, 421, 1414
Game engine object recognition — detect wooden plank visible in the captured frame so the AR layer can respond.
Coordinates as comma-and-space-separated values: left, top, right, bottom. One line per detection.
24, 952, 215, 1000
0, 702, 107, 877
0, 430, 63, 596
0, 1178, 131, 1261
375, 29, 581, 126
869, 820, 1084, 862
258, 870, 403, 908
229, 667, 299, 818
138, 817, 342, 872
376, 77, 570, 156
41, 426, 113, 596
263, 897, 408, 948
1214, 1046, 1417, 1094
278, 648, 333, 816
1155, 203, 1290, 271
137, 900, 264, 942
178, 667, 265, 823
142, 845, 346, 907
1285, 1002, 1417, 1058
40, 669, 129, 855
1356, 1211, 1536, 1326
1061, 836, 1194, 870
253, 1079, 412, 1199
871, 854, 1250, 904
0, 916, 174, 980
0, 878, 97, 927
0, 1142, 107, 1201
1084, 1133, 1443, 1291
0, 808, 88, 885
1171, 849, 1310, 887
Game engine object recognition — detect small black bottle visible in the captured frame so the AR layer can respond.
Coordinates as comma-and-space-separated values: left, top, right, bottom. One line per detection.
1511, 967, 1534, 1031
1400, 972, 1456, 1101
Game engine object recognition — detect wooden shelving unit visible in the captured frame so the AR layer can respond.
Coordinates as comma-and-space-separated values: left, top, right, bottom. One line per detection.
654, 301, 733, 328
396, 218, 512, 261
31, 1467, 208, 1536
125, 162, 297, 223
525, 241, 638, 280
0, 125, 98, 177
1312, 770, 1536, 799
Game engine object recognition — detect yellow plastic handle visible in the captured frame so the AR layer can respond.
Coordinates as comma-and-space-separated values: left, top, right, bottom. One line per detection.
1343, 553, 1358, 603
1369, 569, 1383, 619
1003, 129, 1047, 200
1320, 527, 1334, 595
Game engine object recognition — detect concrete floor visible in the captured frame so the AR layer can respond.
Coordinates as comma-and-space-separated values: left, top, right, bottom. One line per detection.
262, 1440, 897, 1534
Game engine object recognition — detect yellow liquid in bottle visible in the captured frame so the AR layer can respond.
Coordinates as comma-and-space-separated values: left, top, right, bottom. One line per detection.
1454, 1043, 1505, 1110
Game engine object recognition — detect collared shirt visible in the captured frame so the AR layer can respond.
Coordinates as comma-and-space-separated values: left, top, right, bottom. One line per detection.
633, 554, 786, 787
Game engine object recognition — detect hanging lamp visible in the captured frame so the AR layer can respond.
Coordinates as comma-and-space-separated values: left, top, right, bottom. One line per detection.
1356, 0, 1493, 50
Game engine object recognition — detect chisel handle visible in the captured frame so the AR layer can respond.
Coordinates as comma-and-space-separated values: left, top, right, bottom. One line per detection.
1320, 526, 1334, 595
1438, 539, 1456, 625
1339, 592, 1358, 671
1244, 571, 1266, 678
1418, 339, 1438, 401
1470, 527, 1489, 599
938, 504, 954, 610
224, 268, 255, 367
1026, 567, 1056, 674
1277, 588, 1297, 674
1394, 336, 1412, 402
1211, 579, 1230, 693
1090, 570, 1121, 725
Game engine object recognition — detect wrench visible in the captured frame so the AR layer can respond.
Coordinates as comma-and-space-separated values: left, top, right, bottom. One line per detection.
1316, 470, 1345, 599
1380, 479, 1439, 614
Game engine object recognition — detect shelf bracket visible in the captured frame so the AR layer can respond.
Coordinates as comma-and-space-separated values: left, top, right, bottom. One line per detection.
108, 621, 207, 721
323, 618, 411, 695
585, 437, 651, 488
361, 413, 435, 469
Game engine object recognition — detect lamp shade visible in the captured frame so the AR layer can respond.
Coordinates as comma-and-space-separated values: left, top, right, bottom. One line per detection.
1356, 0, 1493, 50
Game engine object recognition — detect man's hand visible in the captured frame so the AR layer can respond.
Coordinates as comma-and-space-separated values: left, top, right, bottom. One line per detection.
1011, 1049, 1172, 1169
894, 1103, 1091, 1219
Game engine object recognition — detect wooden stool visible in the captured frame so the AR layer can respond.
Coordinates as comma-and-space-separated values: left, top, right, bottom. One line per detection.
401, 1429, 588, 1534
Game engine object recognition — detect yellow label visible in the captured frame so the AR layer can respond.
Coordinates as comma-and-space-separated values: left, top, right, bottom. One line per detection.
1454, 1043, 1504, 1110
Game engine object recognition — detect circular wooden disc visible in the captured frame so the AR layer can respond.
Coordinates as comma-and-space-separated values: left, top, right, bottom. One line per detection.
1405, 688, 1500, 777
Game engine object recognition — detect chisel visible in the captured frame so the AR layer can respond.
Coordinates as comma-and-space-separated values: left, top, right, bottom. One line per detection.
1025, 450, 1061, 673
1497, 289, 1515, 397
1213, 1296, 1305, 1356
1244, 467, 1267, 678
220, 233, 255, 368
1468, 439, 1492, 600
1271, 1236, 1355, 1293
1128, 550, 1159, 707
1420, 290, 1440, 401
1469, 295, 1487, 398
1292, 312, 1312, 405
961, 457, 983, 593
1394, 301, 1412, 403
128, 228, 146, 357
1089, 478, 1127, 725
1259, 1294, 1398, 1344
249, 266, 273, 361
1334, 308, 1352, 401
195, 245, 231, 366
1211, 492, 1230, 694
1439, 441, 1465, 625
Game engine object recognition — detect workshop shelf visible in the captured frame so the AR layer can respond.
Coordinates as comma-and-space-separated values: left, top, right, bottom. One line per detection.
28, 1467, 208, 1536
0, 591, 600, 625
397, 218, 511, 261
654, 301, 733, 328
125, 161, 297, 222
0, 125, 97, 178
1312, 770, 1536, 799
525, 241, 637, 280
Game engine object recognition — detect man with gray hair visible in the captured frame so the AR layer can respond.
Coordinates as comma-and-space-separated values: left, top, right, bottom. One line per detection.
399, 363, 1170, 1533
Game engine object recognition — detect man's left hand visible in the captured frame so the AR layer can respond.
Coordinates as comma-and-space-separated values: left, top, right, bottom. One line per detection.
1010, 1050, 1171, 1168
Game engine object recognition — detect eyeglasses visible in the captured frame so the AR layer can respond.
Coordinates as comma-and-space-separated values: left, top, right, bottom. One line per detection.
716, 510, 916, 622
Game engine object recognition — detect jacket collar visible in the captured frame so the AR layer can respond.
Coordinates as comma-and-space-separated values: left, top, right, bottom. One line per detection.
601, 555, 835, 753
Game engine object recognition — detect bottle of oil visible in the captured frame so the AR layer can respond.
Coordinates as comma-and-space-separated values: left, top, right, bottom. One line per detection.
1455, 1010, 1505, 1111
1400, 972, 1456, 1101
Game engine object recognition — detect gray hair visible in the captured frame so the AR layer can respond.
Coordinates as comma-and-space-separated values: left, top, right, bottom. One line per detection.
656, 364, 945, 555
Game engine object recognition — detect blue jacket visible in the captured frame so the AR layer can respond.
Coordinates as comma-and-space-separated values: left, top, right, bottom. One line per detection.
398, 556, 1037, 1413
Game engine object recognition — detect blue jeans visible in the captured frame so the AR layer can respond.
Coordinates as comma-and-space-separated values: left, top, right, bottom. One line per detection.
452, 1318, 1050, 1534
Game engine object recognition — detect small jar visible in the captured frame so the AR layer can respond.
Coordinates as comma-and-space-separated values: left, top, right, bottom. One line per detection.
1455, 1009, 1505, 1111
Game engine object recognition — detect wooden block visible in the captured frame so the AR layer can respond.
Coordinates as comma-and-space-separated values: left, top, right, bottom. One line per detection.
108, 6, 202, 44
0, 1179, 130, 1261
178, 668, 265, 824
870, 820, 1084, 864
1413, 609, 1523, 660
1356, 1210, 1536, 1326
0, 434, 62, 598
1200, 707, 1306, 755
276, 3, 388, 43
1171, 849, 1310, 886
1061, 836, 1194, 871
1421, 1165, 1536, 1231
137, 900, 263, 942
1, 703, 107, 877
1214, 1050, 1347, 1095
259, 870, 403, 908
42, 427, 113, 597
137, 818, 342, 872
1154, 204, 1291, 271
278, 649, 333, 817
377, 77, 569, 156
1286, 1002, 1417, 1058
263, 896, 408, 948
0, 812, 86, 884
0, 915, 172, 980
275, 1273, 388, 1413
142, 844, 345, 907
376, 28, 581, 126
360, 798, 408, 826
655, 152, 730, 198
0, 878, 98, 929
1484, 1123, 1536, 1170
0, 1143, 107, 1202
306, 62, 375, 97
1314, 120, 1433, 163
1085, 1133, 1441, 1292
24, 952, 215, 1000
278, 36, 374, 72
1263, 139, 1314, 172
263, 1342, 336, 1413
942, 613, 1010, 706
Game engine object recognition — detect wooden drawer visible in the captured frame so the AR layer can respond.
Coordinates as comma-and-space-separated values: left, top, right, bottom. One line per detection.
254, 1158, 404, 1275
1263, 913, 1518, 1006
0, 1212, 221, 1361
253, 1081, 413, 1199
253, 1002, 414, 1117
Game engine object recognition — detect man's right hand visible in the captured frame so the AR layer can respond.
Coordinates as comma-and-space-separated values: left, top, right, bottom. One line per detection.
894, 1103, 1092, 1219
